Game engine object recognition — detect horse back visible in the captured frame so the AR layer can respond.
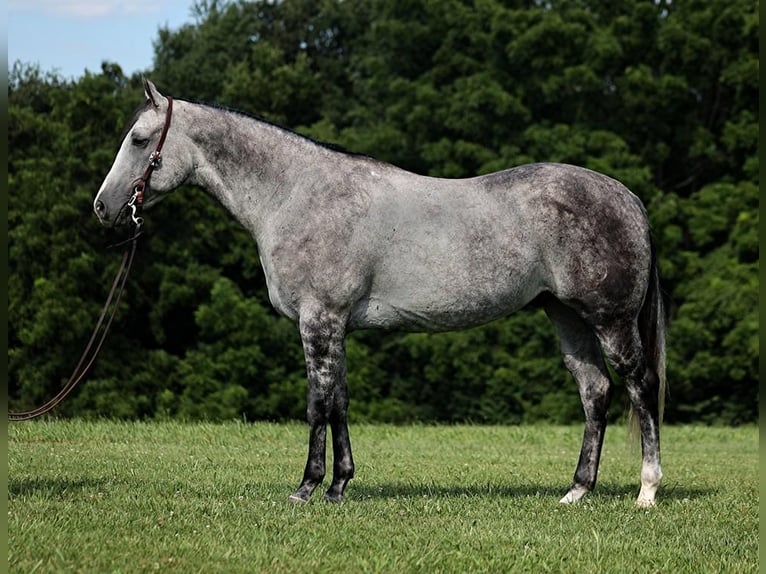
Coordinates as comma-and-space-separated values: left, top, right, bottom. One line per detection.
351, 162, 652, 331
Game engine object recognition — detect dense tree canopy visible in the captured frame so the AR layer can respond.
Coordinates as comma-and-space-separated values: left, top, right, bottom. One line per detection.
9, 0, 758, 424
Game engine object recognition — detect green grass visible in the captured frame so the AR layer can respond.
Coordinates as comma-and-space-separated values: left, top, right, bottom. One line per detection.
8, 421, 758, 573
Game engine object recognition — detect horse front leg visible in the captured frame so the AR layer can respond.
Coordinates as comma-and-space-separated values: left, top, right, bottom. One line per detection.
289, 309, 354, 503
325, 364, 355, 502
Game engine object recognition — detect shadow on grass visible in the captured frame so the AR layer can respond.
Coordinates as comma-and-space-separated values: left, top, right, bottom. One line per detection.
9, 476, 110, 499
350, 480, 715, 502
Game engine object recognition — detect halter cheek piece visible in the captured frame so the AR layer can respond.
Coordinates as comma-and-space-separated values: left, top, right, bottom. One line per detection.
128, 96, 174, 229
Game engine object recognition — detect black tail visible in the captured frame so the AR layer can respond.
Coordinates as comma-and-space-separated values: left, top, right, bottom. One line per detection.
630, 240, 667, 438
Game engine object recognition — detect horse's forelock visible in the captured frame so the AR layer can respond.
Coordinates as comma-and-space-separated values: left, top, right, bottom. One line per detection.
116, 99, 153, 152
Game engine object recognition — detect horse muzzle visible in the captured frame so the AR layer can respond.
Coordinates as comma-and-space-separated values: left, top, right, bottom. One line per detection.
92, 198, 124, 227
93, 196, 132, 228
94, 199, 108, 221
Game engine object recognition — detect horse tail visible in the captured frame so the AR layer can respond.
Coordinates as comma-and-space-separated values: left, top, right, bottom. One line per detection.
629, 238, 667, 442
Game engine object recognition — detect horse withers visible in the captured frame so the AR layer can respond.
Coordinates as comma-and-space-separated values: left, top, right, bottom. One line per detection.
95, 79, 666, 507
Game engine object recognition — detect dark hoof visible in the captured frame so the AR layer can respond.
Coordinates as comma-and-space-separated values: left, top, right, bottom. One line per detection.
324, 491, 344, 504
289, 479, 321, 504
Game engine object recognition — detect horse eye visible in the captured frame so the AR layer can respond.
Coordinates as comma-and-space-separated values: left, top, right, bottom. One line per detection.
131, 136, 149, 147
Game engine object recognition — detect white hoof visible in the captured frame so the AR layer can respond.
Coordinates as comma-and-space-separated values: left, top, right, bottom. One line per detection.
635, 496, 657, 509
559, 485, 589, 504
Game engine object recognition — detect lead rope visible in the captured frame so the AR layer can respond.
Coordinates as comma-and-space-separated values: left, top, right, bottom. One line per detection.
8, 210, 143, 422
9, 96, 173, 422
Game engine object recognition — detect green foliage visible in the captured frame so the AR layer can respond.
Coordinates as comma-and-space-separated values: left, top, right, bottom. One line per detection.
8, 0, 758, 424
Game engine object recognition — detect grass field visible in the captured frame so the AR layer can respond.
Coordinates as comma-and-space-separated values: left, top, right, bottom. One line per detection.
8, 420, 758, 573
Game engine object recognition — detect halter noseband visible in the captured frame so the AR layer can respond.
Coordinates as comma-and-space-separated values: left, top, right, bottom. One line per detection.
129, 96, 174, 228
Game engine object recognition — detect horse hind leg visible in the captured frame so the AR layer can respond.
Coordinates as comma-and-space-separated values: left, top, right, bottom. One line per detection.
597, 322, 662, 508
545, 300, 614, 504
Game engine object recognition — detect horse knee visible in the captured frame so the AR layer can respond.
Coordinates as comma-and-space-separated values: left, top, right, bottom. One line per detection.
306, 402, 328, 426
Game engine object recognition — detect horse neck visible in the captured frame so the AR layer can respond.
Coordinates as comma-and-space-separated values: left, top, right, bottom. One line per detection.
183, 101, 320, 236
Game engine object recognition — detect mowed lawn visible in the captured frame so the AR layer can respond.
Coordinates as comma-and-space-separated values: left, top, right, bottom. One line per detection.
8, 421, 758, 573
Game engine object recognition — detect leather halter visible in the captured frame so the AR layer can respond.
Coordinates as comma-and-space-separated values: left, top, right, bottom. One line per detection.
131, 96, 174, 217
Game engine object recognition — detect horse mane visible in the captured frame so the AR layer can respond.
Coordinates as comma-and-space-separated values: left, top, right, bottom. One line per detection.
193, 100, 374, 161
121, 95, 376, 162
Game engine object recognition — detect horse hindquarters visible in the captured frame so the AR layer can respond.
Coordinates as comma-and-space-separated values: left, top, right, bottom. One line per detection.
545, 233, 666, 507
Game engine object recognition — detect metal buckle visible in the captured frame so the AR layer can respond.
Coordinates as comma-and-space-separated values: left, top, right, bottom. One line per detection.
127, 190, 144, 229
149, 150, 162, 167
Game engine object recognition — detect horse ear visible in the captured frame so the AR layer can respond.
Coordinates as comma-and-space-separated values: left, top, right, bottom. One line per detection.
142, 77, 164, 108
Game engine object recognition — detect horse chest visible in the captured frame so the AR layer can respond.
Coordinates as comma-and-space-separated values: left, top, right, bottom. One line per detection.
258, 253, 300, 322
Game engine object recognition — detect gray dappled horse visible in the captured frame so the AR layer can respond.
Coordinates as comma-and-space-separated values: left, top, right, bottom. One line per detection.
95, 80, 666, 507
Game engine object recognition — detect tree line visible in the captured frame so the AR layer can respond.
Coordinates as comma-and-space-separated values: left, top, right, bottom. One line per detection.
9, 0, 758, 424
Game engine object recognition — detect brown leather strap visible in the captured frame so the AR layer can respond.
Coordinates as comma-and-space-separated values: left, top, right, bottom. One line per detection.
9, 230, 140, 421
132, 96, 174, 206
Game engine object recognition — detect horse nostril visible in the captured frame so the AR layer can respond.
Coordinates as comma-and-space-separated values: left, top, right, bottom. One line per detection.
95, 200, 106, 215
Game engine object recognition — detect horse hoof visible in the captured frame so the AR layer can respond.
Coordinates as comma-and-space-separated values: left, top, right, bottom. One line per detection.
559, 485, 589, 504
324, 492, 344, 504
288, 493, 310, 504
635, 498, 656, 509
559, 493, 577, 505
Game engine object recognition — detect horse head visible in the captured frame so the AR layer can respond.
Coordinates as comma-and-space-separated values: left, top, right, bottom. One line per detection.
94, 78, 190, 227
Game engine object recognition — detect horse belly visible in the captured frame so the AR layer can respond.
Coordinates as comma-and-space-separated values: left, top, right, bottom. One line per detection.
349, 252, 544, 332
347, 190, 546, 331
